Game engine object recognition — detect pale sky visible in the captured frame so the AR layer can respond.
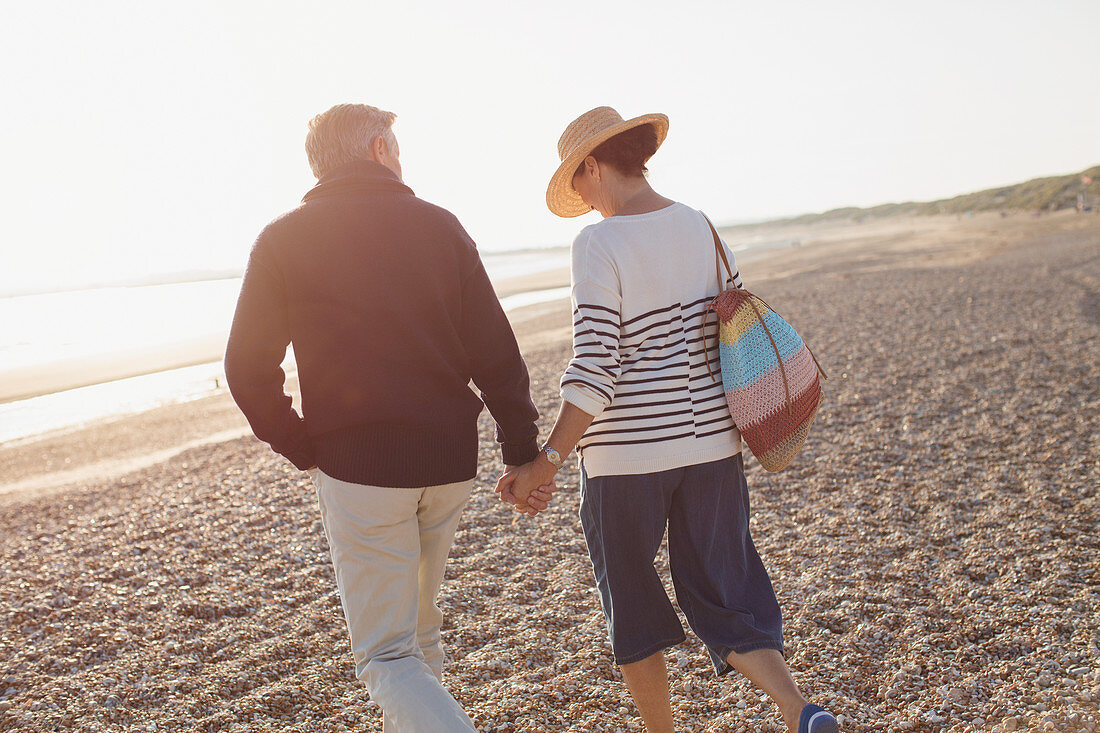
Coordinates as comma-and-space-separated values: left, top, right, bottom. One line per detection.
2, 0, 1097, 295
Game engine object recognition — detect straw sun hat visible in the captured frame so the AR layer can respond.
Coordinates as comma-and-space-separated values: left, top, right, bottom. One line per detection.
546, 106, 669, 217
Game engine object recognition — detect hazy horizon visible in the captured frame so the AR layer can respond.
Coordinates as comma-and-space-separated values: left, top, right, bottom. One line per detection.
2, 159, 1093, 299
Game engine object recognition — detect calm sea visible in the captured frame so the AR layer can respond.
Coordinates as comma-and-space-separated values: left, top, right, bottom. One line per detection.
0, 249, 570, 444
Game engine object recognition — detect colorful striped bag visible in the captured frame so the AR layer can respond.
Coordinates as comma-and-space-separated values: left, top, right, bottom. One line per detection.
703, 218, 827, 472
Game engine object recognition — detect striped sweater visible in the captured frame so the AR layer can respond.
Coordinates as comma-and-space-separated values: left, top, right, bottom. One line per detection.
560, 202, 744, 478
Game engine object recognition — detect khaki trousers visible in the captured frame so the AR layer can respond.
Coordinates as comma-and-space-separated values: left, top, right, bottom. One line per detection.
311, 469, 477, 733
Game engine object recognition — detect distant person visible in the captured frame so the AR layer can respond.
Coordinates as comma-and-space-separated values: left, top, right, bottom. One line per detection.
224, 103, 551, 732
497, 107, 840, 733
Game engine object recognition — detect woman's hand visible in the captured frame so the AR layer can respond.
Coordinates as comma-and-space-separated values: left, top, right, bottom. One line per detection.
496, 461, 558, 516
496, 400, 598, 517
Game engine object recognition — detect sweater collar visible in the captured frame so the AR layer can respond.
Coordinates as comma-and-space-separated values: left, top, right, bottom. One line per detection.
303, 159, 415, 202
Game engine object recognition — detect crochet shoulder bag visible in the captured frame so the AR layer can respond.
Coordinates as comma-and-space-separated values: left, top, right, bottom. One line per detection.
703, 217, 827, 472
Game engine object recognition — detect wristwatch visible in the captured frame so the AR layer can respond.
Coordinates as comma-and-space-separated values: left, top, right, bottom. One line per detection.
540, 443, 565, 470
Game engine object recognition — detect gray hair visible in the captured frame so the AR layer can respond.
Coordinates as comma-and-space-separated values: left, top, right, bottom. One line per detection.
305, 103, 397, 179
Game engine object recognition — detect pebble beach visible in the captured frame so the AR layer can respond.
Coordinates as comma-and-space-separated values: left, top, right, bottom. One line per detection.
0, 212, 1097, 732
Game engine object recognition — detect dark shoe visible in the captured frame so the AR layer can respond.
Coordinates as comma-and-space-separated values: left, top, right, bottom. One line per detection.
798, 704, 839, 733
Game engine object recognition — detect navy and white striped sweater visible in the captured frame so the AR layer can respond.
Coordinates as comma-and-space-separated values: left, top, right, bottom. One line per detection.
560, 202, 743, 478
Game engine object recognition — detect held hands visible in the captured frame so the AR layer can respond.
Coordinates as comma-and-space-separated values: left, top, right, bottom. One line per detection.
496, 404, 591, 517
494, 458, 559, 517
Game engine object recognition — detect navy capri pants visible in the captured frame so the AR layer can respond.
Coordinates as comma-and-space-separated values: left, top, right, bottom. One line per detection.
579, 454, 784, 675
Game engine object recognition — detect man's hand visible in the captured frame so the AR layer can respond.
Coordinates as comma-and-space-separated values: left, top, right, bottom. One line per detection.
495, 462, 557, 516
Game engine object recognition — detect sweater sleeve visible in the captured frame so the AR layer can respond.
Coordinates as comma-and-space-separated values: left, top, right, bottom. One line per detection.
224, 241, 315, 470
455, 228, 540, 466
560, 231, 622, 418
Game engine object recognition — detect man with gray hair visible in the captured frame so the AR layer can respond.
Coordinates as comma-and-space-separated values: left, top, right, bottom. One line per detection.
225, 103, 548, 731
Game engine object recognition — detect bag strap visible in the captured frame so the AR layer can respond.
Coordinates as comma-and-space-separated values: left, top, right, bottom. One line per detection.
701, 212, 734, 382
702, 213, 737, 291
751, 292, 829, 382
745, 295, 795, 416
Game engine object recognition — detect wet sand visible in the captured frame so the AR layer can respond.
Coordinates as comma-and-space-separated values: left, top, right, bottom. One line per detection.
0, 211, 1097, 732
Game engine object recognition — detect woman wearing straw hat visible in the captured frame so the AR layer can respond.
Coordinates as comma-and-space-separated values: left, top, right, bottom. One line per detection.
496, 107, 839, 733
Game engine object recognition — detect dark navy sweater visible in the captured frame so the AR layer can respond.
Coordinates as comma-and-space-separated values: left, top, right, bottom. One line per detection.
224, 160, 539, 487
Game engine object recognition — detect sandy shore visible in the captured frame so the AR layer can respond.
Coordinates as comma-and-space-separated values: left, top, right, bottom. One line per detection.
0, 211, 1097, 732
0, 333, 234, 405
